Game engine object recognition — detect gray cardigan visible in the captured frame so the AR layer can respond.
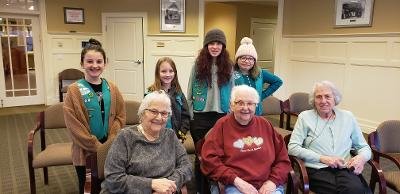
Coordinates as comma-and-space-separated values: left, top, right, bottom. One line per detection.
101, 125, 192, 193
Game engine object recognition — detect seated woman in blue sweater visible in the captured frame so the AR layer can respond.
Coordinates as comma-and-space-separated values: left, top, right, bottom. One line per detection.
233, 37, 283, 115
101, 91, 192, 194
288, 80, 372, 194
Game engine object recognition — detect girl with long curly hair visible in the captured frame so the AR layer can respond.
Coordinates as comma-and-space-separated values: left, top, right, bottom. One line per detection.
187, 28, 234, 193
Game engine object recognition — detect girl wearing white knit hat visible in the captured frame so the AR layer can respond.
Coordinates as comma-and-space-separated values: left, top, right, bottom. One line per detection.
233, 37, 283, 115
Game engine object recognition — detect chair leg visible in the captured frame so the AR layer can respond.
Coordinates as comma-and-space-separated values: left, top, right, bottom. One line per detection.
59, 92, 63, 102
286, 114, 291, 130
369, 170, 377, 193
43, 167, 49, 185
279, 113, 284, 128
29, 166, 36, 194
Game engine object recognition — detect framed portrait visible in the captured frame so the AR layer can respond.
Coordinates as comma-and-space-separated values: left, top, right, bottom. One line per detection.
335, 0, 374, 27
160, 0, 185, 32
64, 7, 85, 24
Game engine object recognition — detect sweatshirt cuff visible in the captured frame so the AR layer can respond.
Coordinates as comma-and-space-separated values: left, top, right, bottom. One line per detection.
225, 174, 237, 185
268, 177, 280, 186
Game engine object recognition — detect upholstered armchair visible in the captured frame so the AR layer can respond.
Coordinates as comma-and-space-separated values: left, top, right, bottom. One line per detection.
282, 92, 312, 131
27, 103, 72, 194
369, 120, 400, 193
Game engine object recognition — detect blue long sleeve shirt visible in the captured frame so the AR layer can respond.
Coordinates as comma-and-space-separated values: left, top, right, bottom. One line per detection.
288, 108, 371, 169
233, 68, 282, 115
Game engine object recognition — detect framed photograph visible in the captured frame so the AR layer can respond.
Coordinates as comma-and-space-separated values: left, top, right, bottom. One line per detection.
160, 0, 185, 32
64, 7, 85, 24
335, 0, 374, 27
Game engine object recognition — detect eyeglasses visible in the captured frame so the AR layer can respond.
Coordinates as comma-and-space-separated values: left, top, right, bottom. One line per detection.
239, 56, 255, 62
145, 109, 170, 118
234, 100, 257, 108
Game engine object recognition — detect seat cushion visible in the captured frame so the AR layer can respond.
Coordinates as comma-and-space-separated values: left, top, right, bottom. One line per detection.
32, 142, 73, 168
274, 127, 292, 138
61, 86, 68, 93
384, 171, 400, 192
183, 132, 195, 154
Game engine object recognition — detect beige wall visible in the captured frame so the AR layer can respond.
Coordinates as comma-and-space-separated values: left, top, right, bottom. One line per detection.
45, 0, 102, 33
205, 2, 277, 58
205, 2, 237, 58
283, 0, 400, 35
234, 3, 277, 49
45, 0, 199, 35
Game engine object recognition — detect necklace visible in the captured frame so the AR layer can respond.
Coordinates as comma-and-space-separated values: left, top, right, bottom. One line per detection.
137, 124, 159, 141
306, 111, 336, 148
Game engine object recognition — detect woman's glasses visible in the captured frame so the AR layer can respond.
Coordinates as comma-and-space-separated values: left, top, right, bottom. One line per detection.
145, 109, 170, 118
234, 100, 257, 108
239, 56, 255, 62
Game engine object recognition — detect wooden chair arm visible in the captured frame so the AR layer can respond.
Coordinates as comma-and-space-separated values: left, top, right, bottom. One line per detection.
84, 152, 100, 194
371, 148, 400, 169
286, 170, 299, 194
27, 122, 41, 164
289, 155, 310, 194
282, 99, 290, 114
367, 159, 387, 194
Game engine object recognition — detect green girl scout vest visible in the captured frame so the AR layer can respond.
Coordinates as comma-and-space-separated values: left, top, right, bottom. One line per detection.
77, 79, 111, 140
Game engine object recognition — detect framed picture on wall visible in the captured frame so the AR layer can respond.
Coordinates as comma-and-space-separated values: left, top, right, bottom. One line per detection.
335, 0, 374, 27
64, 7, 85, 24
160, 0, 185, 32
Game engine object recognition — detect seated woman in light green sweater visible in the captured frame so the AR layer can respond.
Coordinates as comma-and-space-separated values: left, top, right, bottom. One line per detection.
101, 91, 192, 194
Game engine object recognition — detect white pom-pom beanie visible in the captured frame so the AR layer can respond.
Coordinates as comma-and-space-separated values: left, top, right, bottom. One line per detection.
235, 37, 258, 61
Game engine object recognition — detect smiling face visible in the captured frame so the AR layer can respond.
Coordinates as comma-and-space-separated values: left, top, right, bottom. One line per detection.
237, 55, 255, 74
81, 50, 105, 83
231, 92, 257, 125
207, 41, 223, 57
141, 100, 169, 135
314, 85, 335, 118
159, 61, 175, 87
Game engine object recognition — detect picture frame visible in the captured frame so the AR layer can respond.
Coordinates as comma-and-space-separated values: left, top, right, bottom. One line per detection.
335, 0, 374, 27
160, 0, 185, 32
64, 7, 85, 24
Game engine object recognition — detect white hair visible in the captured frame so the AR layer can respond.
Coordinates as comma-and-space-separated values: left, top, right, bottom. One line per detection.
230, 85, 260, 103
309, 80, 342, 108
138, 90, 171, 121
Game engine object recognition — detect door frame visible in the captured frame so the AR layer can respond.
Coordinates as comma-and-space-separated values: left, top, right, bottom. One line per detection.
0, 13, 45, 107
101, 12, 147, 81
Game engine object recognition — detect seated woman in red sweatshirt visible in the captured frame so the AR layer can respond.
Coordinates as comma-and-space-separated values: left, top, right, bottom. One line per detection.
200, 85, 292, 194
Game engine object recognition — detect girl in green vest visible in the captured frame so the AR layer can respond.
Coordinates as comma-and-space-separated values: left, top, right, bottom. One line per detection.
233, 37, 283, 115
147, 57, 190, 143
63, 38, 126, 194
187, 28, 234, 194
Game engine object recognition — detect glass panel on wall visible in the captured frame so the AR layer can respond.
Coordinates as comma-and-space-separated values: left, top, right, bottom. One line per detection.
1, 16, 37, 97
15, 90, 29, 96
0, 17, 6, 25
0, 0, 39, 11
24, 19, 32, 25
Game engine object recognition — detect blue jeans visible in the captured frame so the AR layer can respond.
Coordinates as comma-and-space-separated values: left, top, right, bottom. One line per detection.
211, 184, 285, 194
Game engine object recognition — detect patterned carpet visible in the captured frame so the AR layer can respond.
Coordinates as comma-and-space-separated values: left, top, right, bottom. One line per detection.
0, 112, 78, 194
0, 113, 397, 194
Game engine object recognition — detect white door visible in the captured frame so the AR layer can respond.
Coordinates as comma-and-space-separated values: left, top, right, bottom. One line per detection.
105, 17, 144, 101
251, 19, 276, 72
0, 15, 44, 107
